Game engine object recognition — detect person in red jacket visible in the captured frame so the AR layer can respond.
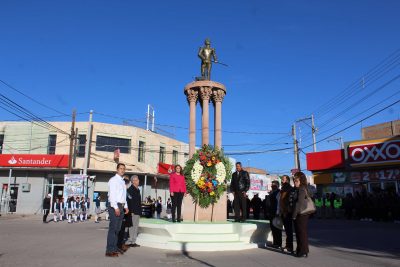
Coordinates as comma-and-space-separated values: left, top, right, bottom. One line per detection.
169, 165, 187, 223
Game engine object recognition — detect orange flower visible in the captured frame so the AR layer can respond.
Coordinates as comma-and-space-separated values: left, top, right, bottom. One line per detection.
207, 161, 212, 166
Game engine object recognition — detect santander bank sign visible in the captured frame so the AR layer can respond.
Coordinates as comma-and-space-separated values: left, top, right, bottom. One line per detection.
348, 138, 400, 167
0, 154, 69, 168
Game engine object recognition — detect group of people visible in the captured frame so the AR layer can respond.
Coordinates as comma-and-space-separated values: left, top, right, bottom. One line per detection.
339, 190, 399, 222
42, 194, 91, 224
106, 163, 142, 257
230, 162, 313, 258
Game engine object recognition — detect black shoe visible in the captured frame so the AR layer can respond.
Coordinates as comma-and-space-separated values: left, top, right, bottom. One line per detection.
129, 243, 140, 247
296, 253, 308, 258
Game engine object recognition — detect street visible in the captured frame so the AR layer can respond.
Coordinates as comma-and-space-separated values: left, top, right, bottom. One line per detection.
0, 216, 399, 267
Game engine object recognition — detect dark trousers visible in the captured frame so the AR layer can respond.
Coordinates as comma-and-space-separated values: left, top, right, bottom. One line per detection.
43, 209, 49, 222
269, 217, 282, 246
171, 192, 184, 221
233, 192, 247, 221
106, 204, 124, 253
294, 214, 310, 255
282, 214, 294, 250
117, 215, 127, 248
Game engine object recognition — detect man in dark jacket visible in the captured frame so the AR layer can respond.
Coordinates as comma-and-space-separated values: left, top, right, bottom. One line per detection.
230, 162, 250, 222
269, 180, 282, 248
42, 194, 51, 223
126, 175, 142, 247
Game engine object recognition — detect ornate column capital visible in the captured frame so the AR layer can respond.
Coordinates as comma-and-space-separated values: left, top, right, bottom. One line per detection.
212, 89, 226, 103
199, 86, 213, 102
185, 88, 199, 104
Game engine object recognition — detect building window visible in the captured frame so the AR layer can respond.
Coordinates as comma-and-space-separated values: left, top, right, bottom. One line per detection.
184, 153, 189, 162
77, 135, 86, 158
48, 135, 57, 154
138, 141, 146, 162
0, 134, 4, 154
159, 146, 166, 163
172, 150, 178, 165
96, 135, 131, 154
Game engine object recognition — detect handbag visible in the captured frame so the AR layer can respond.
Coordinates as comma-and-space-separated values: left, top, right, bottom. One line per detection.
272, 216, 283, 230
300, 190, 316, 215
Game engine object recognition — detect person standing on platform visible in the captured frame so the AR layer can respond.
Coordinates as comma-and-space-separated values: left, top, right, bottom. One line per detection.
251, 193, 262, 220
126, 175, 142, 247
230, 162, 250, 222
280, 175, 294, 253
268, 180, 282, 249
105, 163, 129, 257
169, 165, 187, 223
42, 194, 51, 223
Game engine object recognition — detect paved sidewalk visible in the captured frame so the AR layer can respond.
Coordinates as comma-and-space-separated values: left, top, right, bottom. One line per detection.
0, 216, 399, 267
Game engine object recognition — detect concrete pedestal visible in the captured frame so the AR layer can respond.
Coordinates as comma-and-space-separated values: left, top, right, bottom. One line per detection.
182, 192, 227, 222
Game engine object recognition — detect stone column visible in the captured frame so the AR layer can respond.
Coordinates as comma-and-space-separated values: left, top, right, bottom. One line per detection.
212, 89, 225, 149
200, 86, 212, 146
185, 89, 198, 157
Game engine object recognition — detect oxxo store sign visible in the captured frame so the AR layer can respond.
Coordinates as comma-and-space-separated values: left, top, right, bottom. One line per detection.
0, 154, 69, 168
347, 138, 400, 168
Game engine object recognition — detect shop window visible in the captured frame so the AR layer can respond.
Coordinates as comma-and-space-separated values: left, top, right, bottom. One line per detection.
138, 141, 145, 162
96, 135, 131, 154
48, 135, 57, 154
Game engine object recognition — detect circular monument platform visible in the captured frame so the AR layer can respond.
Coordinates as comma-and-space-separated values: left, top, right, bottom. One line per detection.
136, 218, 272, 252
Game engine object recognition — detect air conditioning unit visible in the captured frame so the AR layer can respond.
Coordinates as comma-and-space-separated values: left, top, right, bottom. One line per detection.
21, 183, 31, 192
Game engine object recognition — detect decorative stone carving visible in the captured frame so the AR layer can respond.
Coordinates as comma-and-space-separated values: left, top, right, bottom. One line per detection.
212, 89, 226, 103
199, 86, 213, 102
185, 88, 199, 103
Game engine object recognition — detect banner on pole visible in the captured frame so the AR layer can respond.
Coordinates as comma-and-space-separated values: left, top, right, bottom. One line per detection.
64, 174, 86, 199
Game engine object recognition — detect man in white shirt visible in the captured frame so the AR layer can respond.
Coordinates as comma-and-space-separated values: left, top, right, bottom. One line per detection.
105, 163, 129, 257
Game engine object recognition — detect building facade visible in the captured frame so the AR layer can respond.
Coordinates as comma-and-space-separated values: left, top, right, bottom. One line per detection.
307, 121, 400, 196
0, 121, 189, 214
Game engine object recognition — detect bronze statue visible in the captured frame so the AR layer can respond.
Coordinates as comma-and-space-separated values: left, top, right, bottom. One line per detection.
198, 38, 218, 80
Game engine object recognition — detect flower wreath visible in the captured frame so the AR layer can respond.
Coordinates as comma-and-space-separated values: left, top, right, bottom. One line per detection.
183, 145, 232, 208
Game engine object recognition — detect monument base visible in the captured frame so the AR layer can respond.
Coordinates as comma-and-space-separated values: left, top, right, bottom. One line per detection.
182, 193, 227, 222
136, 218, 272, 252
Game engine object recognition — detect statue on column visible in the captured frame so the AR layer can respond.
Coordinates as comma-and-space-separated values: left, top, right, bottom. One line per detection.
198, 38, 218, 80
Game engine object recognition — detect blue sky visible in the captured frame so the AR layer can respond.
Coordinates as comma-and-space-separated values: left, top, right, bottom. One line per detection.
1, 0, 400, 174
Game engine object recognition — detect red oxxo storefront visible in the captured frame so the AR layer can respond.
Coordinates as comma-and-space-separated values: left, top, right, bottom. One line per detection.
306, 136, 400, 196
0, 154, 69, 214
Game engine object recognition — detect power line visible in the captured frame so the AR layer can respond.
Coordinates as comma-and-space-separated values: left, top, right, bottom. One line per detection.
311, 48, 400, 117
0, 93, 70, 136
302, 98, 400, 150
0, 79, 68, 116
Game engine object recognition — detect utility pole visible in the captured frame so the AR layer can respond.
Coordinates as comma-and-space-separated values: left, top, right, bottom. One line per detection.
328, 136, 344, 149
68, 110, 76, 174
83, 111, 93, 200
311, 114, 317, 152
72, 128, 79, 168
292, 123, 301, 171
83, 110, 93, 176
296, 114, 317, 152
